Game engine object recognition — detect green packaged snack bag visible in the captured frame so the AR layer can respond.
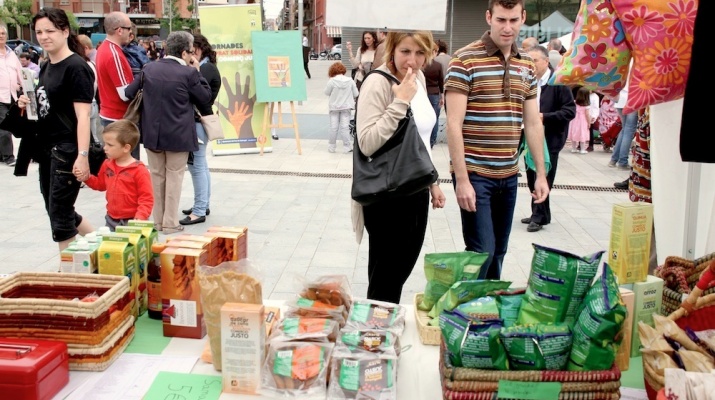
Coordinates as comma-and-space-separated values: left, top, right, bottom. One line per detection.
500, 323, 573, 371
495, 288, 525, 328
439, 309, 471, 367
427, 280, 511, 323
438, 310, 506, 370
567, 263, 627, 371
517, 244, 604, 325
456, 296, 499, 319
418, 252, 489, 311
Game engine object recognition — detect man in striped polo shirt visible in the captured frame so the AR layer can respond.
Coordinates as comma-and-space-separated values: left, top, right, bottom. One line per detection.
445, 0, 549, 280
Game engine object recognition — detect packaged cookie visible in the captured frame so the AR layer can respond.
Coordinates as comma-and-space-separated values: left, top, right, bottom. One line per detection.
337, 329, 401, 356
269, 317, 339, 343
284, 297, 347, 327
261, 341, 334, 399
345, 299, 406, 335
299, 274, 353, 312
328, 347, 398, 400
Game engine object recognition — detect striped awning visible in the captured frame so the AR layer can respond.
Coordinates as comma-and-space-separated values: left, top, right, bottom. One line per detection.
326, 26, 342, 38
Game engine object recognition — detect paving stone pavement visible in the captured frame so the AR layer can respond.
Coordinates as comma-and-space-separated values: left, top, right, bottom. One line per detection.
1, 60, 633, 304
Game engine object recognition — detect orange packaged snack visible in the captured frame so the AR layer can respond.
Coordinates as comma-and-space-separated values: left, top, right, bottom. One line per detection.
261, 341, 334, 398
270, 317, 339, 343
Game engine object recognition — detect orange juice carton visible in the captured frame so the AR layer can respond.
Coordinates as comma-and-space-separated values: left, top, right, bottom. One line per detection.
160, 246, 208, 338
221, 303, 265, 394
621, 275, 664, 357
204, 228, 247, 264
113, 229, 149, 316
608, 202, 653, 284
98, 234, 138, 316
60, 239, 98, 274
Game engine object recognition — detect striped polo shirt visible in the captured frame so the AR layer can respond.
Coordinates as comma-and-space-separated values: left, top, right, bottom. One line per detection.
445, 31, 537, 179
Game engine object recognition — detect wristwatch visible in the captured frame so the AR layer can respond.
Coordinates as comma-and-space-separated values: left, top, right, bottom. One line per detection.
79, 150, 88, 157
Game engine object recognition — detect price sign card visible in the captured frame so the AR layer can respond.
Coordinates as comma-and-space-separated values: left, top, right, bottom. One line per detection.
143, 372, 222, 400
497, 380, 561, 400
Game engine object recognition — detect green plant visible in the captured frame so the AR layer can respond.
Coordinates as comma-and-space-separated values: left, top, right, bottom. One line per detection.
0, 0, 32, 38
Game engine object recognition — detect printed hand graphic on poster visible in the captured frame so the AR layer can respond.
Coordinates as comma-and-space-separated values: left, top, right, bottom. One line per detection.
218, 72, 257, 148
268, 56, 291, 88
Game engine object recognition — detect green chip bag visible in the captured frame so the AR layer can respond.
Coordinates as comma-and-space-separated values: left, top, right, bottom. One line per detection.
500, 323, 573, 371
456, 296, 499, 319
567, 263, 627, 371
495, 288, 525, 328
427, 280, 511, 324
517, 244, 604, 325
438, 310, 506, 369
418, 252, 489, 311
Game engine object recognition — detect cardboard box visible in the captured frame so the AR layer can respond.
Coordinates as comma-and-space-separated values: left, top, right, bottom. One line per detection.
621, 275, 664, 357
608, 203, 653, 284
113, 230, 149, 316
615, 287, 634, 371
221, 303, 265, 394
160, 247, 208, 338
204, 228, 247, 264
167, 234, 219, 266
98, 235, 138, 316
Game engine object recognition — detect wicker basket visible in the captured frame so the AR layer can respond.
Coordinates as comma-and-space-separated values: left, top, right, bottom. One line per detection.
0, 272, 132, 370
655, 253, 715, 315
414, 293, 441, 345
642, 267, 715, 400
439, 340, 621, 400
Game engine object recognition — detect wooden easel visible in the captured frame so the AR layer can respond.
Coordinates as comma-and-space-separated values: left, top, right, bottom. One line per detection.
259, 101, 302, 155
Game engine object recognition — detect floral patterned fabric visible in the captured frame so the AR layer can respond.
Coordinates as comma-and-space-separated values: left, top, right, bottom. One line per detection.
629, 108, 651, 203
549, 0, 632, 97
612, 0, 698, 114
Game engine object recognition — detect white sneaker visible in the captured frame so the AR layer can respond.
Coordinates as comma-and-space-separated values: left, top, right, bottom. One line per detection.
343, 148, 353, 154
571, 149, 579, 153
328, 147, 336, 153
579, 150, 588, 154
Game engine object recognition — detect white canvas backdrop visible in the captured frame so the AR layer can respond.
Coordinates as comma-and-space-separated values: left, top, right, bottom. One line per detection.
650, 100, 715, 262
325, 0, 448, 31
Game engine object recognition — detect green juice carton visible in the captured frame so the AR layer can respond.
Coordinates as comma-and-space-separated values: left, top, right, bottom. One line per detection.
113, 229, 149, 316
98, 235, 138, 317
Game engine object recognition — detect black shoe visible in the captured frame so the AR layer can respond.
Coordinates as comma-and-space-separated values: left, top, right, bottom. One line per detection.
4, 156, 16, 166
182, 208, 210, 216
179, 215, 206, 225
614, 179, 629, 190
521, 217, 531, 224
526, 221, 542, 232
272, 134, 279, 140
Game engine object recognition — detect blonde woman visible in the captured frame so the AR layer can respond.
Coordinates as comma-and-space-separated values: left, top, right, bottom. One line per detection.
352, 31, 446, 304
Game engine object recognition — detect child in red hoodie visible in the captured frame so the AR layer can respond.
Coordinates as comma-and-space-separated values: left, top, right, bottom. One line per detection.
80, 120, 153, 230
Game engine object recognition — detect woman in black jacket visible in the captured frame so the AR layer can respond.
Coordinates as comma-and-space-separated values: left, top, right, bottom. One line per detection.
181, 33, 221, 225
125, 31, 211, 233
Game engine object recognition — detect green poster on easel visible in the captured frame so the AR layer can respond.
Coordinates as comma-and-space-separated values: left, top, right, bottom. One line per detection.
251, 31, 308, 102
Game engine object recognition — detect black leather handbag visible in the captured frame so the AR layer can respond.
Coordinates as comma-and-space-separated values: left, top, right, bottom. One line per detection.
351, 70, 438, 206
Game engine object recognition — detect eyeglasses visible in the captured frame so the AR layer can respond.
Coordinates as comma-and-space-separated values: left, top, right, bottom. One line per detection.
118, 26, 132, 31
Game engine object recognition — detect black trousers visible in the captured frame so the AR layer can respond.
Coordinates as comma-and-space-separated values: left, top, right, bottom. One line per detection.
363, 189, 429, 304
303, 61, 311, 79
526, 150, 560, 225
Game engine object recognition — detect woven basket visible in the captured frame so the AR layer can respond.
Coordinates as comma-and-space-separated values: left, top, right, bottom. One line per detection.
440, 340, 621, 400
654, 253, 715, 315
642, 269, 715, 400
69, 315, 136, 371
414, 293, 441, 345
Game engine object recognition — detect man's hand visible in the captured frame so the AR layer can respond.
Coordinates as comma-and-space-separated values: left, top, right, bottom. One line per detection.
531, 176, 550, 204
455, 180, 476, 212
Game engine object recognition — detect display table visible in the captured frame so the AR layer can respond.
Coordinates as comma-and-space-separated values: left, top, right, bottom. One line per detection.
55, 301, 646, 399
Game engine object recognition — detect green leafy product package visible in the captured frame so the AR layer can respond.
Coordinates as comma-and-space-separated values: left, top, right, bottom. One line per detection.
418, 252, 489, 311
427, 280, 511, 324
500, 323, 573, 371
517, 244, 604, 325
495, 288, 526, 328
438, 310, 507, 370
567, 263, 627, 371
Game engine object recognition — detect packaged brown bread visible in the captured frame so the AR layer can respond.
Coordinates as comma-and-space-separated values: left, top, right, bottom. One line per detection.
299, 274, 353, 312
260, 341, 334, 398
328, 346, 398, 400
284, 297, 347, 327
269, 317, 339, 343
345, 299, 407, 335
198, 260, 263, 371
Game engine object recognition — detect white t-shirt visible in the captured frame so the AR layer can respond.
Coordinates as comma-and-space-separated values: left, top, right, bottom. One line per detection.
410, 81, 437, 159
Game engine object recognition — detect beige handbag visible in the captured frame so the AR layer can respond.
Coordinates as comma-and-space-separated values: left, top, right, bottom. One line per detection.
200, 113, 224, 141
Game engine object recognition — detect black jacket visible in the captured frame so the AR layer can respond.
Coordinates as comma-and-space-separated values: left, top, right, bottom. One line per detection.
540, 73, 576, 152
0, 104, 39, 176
125, 58, 211, 152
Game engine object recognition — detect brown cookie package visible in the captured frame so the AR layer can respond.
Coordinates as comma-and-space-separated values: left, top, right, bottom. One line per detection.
261, 341, 334, 398
345, 299, 407, 335
299, 275, 353, 312
337, 329, 401, 356
269, 316, 340, 343
328, 346, 398, 400
284, 297, 348, 327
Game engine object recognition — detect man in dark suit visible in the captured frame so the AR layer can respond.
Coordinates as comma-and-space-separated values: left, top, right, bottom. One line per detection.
522, 46, 576, 232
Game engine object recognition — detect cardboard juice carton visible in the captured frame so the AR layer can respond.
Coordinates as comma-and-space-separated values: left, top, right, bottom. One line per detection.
615, 287, 634, 371
167, 234, 219, 266
160, 247, 208, 338
608, 203, 653, 284
221, 303, 265, 394
98, 235, 137, 316
204, 227, 247, 264
621, 275, 664, 357
113, 229, 149, 316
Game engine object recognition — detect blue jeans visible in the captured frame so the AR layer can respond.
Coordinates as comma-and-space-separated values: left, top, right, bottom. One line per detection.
101, 117, 140, 160
610, 110, 638, 167
455, 173, 518, 280
187, 122, 211, 217
428, 94, 441, 148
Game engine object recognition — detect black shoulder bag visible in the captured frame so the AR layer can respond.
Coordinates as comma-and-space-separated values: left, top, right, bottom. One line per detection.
351, 70, 438, 206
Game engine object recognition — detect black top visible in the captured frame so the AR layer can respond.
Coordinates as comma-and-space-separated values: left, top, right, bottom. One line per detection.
36, 53, 94, 145
197, 61, 221, 116
540, 71, 576, 152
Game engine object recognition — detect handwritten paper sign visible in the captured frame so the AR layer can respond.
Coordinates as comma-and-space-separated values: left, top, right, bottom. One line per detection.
497, 380, 561, 400
143, 372, 222, 400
